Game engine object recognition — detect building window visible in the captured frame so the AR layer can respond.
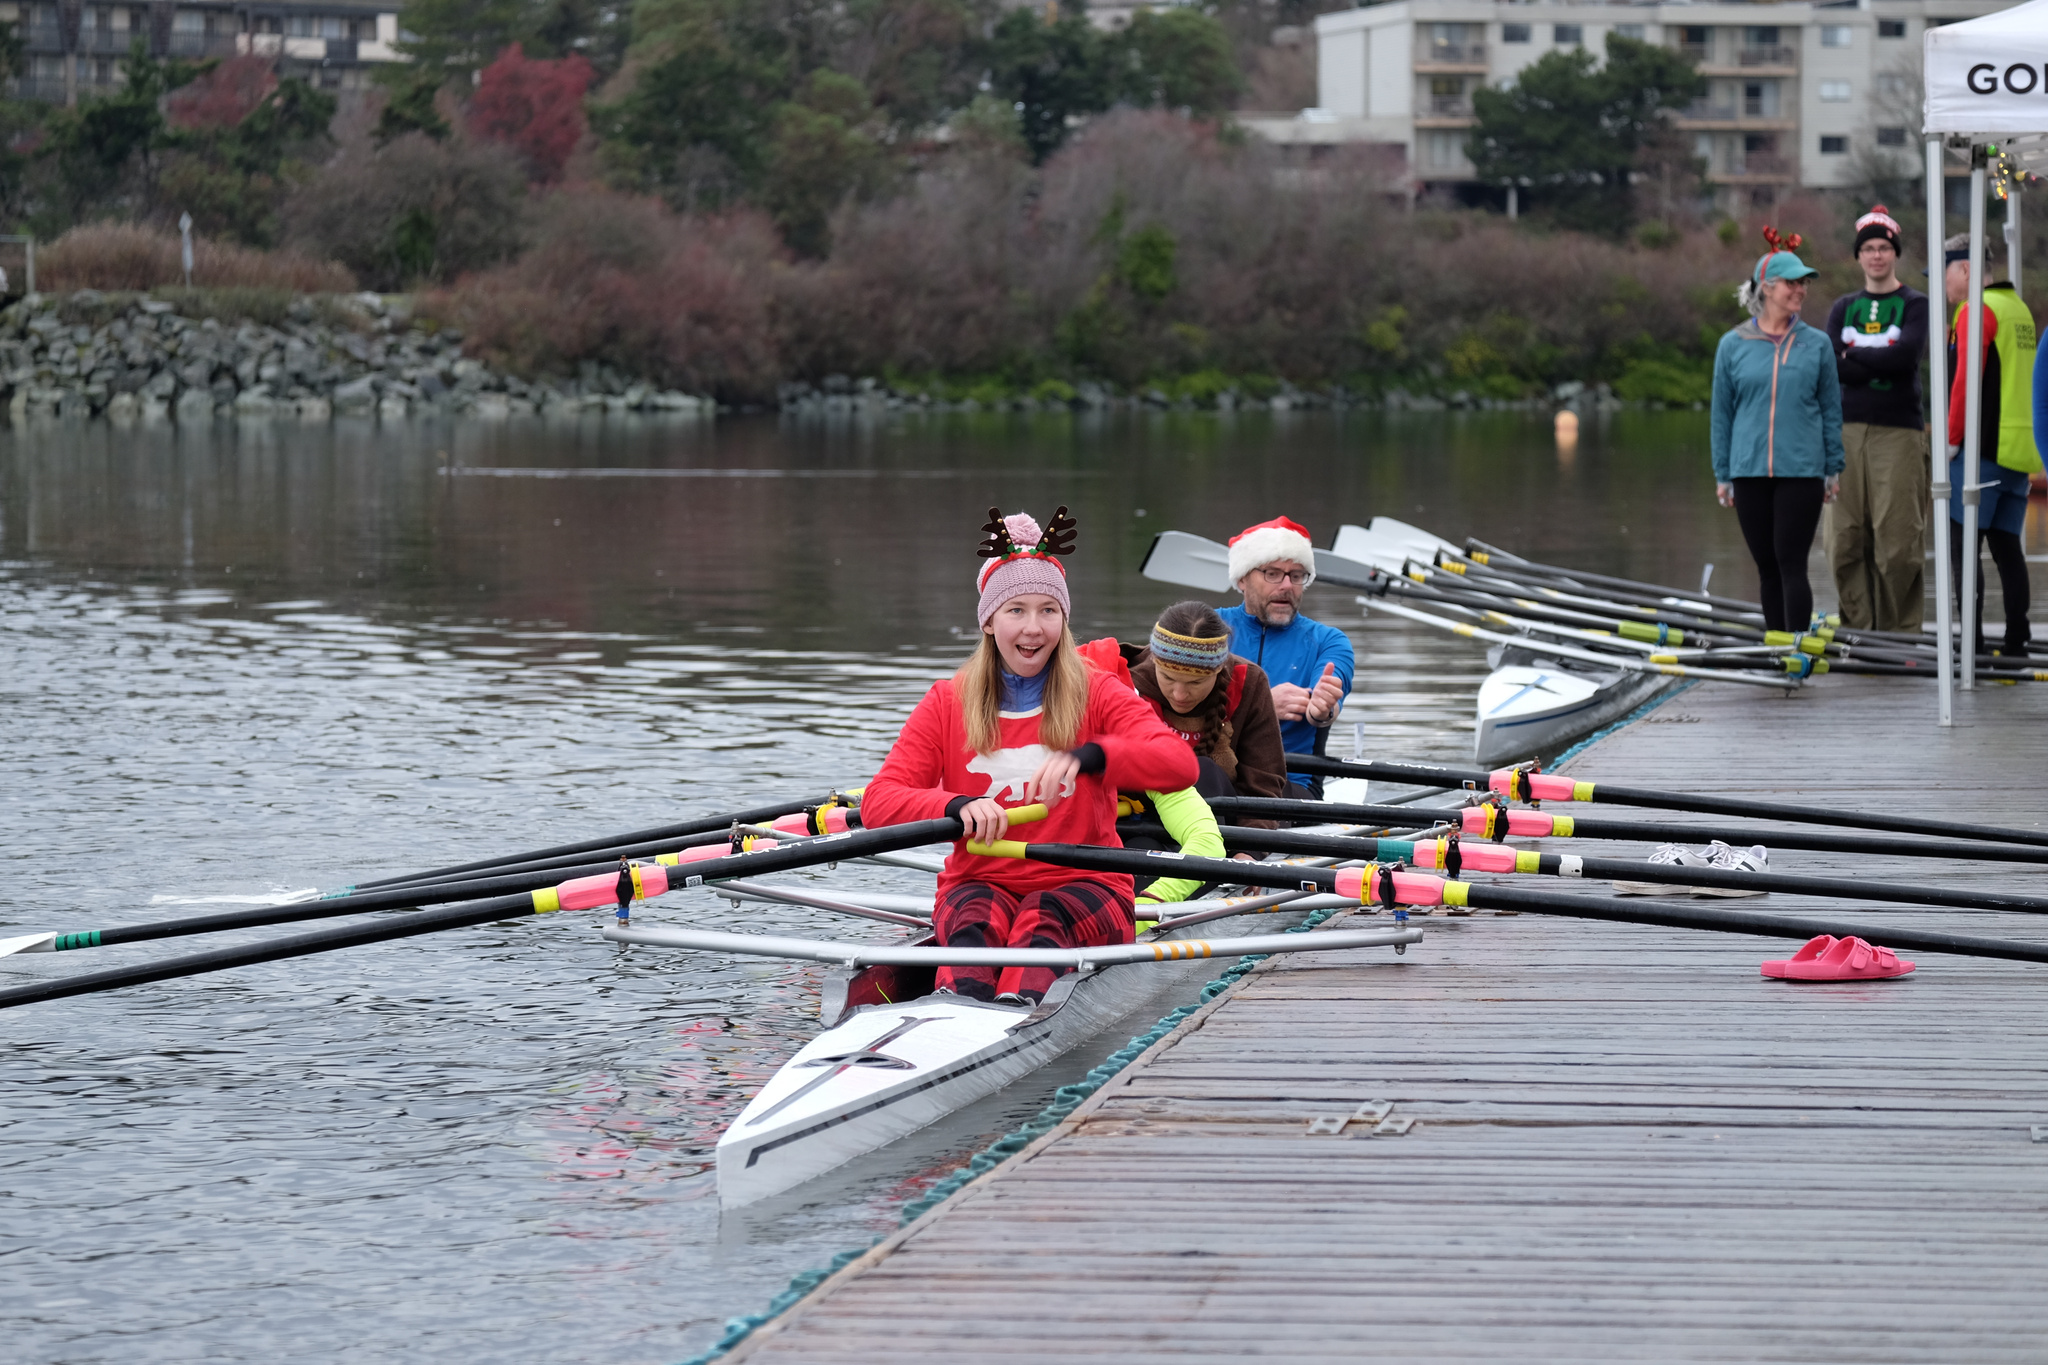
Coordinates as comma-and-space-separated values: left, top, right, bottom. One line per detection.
1502, 22, 1529, 44
1745, 133, 1776, 155
1820, 135, 1848, 155
1877, 126, 1908, 147
1820, 25, 1851, 48
1426, 130, 1464, 171
1554, 24, 1581, 46
1743, 81, 1780, 117
1744, 27, 1780, 46
1819, 80, 1851, 102
1615, 24, 1644, 41
172, 9, 202, 32
1878, 20, 1906, 38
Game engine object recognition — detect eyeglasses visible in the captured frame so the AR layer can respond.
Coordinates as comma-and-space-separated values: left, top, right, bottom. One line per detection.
1254, 567, 1311, 587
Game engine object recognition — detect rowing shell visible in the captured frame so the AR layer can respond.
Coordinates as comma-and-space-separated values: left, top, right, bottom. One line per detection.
710, 904, 1407, 1206
1475, 647, 1674, 767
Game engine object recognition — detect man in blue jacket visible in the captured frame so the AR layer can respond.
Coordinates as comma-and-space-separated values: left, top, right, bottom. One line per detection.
1218, 516, 1355, 798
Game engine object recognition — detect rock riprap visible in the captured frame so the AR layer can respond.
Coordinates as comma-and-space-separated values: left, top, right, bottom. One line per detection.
1, 292, 711, 422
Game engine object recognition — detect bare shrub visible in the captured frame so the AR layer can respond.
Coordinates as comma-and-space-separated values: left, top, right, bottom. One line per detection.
282, 132, 529, 290
429, 187, 784, 398
38, 222, 357, 293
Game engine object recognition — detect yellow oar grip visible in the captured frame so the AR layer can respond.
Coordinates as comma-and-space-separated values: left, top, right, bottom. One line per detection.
531, 887, 561, 913
965, 839, 1029, 858
1006, 803, 1050, 826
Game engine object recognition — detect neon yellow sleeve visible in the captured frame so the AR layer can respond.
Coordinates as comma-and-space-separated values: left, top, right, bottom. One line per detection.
1134, 786, 1226, 905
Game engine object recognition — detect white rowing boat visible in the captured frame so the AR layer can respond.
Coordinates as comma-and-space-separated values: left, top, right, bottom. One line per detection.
1475, 649, 1674, 767
609, 893, 1416, 1207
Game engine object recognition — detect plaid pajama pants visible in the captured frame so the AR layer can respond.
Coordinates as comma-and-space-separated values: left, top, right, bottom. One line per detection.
933, 878, 1133, 1003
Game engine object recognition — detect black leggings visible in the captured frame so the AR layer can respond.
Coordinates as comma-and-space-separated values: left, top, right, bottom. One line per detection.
1732, 477, 1825, 632
1948, 526, 2033, 655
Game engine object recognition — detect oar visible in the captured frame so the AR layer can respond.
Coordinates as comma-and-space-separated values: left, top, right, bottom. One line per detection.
0, 816, 970, 1011
0, 808, 1039, 960
1451, 530, 1765, 619
968, 842, 2048, 967
1198, 796, 2048, 866
0, 833, 793, 959
1197, 824, 2048, 918
342, 792, 858, 894
1285, 756, 2048, 850
604, 922, 1422, 966
1139, 530, 1381, 595
1362, 594, 1804, 688
706, 880, 929, 929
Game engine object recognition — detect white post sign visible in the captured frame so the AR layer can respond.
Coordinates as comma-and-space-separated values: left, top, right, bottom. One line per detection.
179, 212, 193, 288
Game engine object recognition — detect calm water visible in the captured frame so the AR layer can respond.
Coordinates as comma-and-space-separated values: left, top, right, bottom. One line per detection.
1, 409, 1754, 1363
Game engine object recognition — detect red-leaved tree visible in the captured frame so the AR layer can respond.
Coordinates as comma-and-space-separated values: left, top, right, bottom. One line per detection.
167, 54, 280, 130
468, 44, 594, 183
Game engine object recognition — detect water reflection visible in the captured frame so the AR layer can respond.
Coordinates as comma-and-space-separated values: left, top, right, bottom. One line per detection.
0, 409, 1744, 1363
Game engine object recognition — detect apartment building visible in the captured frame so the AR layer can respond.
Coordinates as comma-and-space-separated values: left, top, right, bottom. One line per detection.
1293, 0, 2020, 207
2, 0, 402, 105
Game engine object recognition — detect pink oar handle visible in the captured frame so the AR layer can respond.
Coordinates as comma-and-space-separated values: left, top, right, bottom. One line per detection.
1487, 769, 1591, 803
554, 864, 673, 911
1458, 805, 1558, 838
771, 805, 857, 835
1332, 866, 1449, 905
664, 836, 771, 866
1410, 839, 1518, 874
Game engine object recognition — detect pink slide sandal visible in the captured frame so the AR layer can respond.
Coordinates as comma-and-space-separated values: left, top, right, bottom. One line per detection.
1761, 935, 1915, 982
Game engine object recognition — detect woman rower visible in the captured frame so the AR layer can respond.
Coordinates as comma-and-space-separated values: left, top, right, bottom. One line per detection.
861, 507, 1197, 1005
1124, 601, 1289, 808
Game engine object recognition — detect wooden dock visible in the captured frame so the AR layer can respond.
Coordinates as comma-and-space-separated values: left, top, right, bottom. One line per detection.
727, 677, 2048, 1363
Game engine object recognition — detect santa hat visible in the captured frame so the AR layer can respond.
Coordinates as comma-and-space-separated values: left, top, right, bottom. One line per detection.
975, 506, 1077, 626
1853, 204, 1903, 256
1227, 516, 1316, 588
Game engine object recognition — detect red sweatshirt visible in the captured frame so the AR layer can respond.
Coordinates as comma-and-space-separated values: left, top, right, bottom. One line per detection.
861, 669, 1199, 901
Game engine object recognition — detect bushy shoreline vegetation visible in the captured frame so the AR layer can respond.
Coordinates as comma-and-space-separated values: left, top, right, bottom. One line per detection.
4, 2, 2037, 407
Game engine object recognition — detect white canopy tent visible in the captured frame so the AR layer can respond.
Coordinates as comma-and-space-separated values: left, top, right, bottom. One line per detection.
1923, 0, 2048, 722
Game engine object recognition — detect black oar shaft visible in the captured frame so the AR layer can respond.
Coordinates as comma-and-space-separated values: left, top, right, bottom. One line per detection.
353, 793, 840, 891
995, 841, 2048, 966
1204, 825, 2048, 916
0, 818, 962, 1011
1285, 757, 2048, 850
1204, 796, 2048, 865
1461, 882, 2048, 965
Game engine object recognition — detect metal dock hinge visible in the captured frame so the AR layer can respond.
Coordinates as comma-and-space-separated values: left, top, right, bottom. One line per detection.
1306, 1099, 1414, 1137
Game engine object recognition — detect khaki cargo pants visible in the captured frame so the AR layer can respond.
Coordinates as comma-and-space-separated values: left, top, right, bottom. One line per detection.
1825, 422, 1929, 632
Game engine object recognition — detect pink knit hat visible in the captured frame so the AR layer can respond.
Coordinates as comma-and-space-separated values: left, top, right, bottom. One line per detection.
975, 506, 1077, 626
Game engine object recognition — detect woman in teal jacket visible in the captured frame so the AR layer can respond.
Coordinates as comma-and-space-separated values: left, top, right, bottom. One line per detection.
1711, 228, 1847, 631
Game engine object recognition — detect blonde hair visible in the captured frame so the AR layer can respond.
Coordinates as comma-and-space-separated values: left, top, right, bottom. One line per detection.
955, 627, 1089, 755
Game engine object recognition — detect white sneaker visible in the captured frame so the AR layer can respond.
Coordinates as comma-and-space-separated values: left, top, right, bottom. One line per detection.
1695, 841, 1769, 896
1610, 843, 1717, 896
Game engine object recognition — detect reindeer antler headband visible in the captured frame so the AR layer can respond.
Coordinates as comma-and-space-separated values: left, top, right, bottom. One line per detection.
974, 506, 1078, 626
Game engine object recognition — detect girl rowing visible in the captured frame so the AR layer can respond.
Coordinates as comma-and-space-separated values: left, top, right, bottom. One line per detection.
861, 507, 1198, 1004
1123, 601, 1289, 809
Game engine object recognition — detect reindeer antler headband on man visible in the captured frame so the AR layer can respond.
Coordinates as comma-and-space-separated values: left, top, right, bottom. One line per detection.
975, 506, 1077, 627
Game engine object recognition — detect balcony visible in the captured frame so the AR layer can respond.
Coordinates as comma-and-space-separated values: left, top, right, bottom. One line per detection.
80, 29, 144, 55
1417, 42, 1486, 69
1739, 45, 1796, 67
166, 32, 240, 56
1424, 95, 1474, 118
22, 22, 61, 51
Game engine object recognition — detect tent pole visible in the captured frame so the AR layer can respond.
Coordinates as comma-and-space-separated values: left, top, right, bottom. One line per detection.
1928, 136, 1954, 726
1960, 148, 1988, 691
2007, 181, 2023, 299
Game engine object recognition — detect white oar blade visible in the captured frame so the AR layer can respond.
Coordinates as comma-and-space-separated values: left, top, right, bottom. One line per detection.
605, 923, 1418, 966
1140, 531, 1234, 593
0, 931, 58, 957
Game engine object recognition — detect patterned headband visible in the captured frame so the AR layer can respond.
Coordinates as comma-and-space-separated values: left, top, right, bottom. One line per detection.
1151, 623, 1229, 674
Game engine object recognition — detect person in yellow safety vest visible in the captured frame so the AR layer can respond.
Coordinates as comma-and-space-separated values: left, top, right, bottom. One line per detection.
1943, 233, 2037, 657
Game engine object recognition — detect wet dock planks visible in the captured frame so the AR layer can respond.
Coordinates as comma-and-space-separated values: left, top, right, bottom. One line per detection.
728, 676, 2048, 1363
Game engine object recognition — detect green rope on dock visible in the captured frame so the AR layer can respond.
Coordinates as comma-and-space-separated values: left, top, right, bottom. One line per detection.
1548, 678, 1697, 769
674, 901, 1353, 1365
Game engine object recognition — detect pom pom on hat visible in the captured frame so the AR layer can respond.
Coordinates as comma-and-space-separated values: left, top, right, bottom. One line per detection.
975, 506, 1076, 626
1853, 204, 1903, 257
1227, 516, 1317, 588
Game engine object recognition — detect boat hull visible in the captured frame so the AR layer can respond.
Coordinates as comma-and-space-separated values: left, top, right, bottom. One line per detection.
1474, 658, 1673, 767
715, 909, 1302, 1207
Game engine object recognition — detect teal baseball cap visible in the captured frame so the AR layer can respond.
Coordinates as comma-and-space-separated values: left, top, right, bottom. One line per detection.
1753, 225, 1818, 284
